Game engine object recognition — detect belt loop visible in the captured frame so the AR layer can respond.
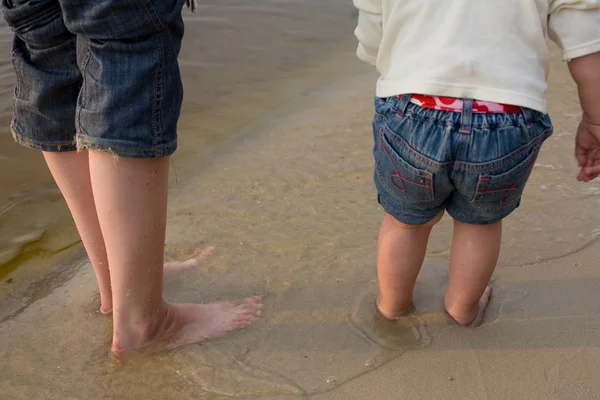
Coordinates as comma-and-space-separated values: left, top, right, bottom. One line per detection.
460, 98, 473, 134
395, 94, 412, 118
521, 106, 534, 127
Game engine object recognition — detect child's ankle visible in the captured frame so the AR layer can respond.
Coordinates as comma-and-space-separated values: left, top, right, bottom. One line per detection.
376, 296, 413, 320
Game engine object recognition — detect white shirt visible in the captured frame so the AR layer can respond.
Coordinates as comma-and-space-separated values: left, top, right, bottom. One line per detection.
353, 0, 600, 112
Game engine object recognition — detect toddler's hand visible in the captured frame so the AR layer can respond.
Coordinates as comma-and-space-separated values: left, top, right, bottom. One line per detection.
575, 120, 600, 182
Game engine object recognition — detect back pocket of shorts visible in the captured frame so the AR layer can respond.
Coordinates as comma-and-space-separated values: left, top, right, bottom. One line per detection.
375, 128, 434, 203
472, 145, 540, 209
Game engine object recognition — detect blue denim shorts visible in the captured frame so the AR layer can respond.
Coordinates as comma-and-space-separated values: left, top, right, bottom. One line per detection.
373, 95, 553, 225
2, 0, 186, 158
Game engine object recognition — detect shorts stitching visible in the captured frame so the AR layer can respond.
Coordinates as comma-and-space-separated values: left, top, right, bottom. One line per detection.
454, 127, 552, 172
382, 124, 448, 171
377, 190, 443, 225
78, 39, 91, 107
475, 157, 536, 195
376, 130, 435, 203
138, 0, 164, 32
75, 130, 174, 151
451, 138, 465, 182
152, 32, 163, 147
378, 133, 433, 184
403, 108, 525, 130
378, 136, 434, 189
6, 5, 58, 34
76, 132, 176, 158
375, 110, 387, 120
471, 154, 537, 207
11, 49, 22, 99
446, 206, 506, 226
75, 39, 92, 142
12, 128, 76, 151
374, 99, 388, 120
11, 49, 21, 128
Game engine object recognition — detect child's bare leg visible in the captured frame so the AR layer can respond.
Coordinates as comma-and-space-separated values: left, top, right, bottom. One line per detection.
99, 247, 217, 315
444, 220, 500, 327
377, 211, 443, 319
43, 151, 216, 315
43, 150, 113, 314
88, 151, 261, 361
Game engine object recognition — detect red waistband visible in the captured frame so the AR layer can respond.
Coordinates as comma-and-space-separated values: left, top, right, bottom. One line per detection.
405, 94, 522, 113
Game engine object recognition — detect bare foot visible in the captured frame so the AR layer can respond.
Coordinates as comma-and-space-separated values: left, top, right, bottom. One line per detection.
376, 295, 414, 320
111, 296, 263, 362
163, 246, 216, 284
446, 286, 492, 327
100, 304, 113, 316
99, 247, 216, 315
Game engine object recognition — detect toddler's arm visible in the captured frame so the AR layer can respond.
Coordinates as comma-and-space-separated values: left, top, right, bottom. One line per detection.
549, 1, 600, 182
569, 52, 600, 181
569, 52, 600, 125
353, 0, 382, 65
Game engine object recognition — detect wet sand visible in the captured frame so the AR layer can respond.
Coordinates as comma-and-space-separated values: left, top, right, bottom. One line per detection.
2, 4, 600, 399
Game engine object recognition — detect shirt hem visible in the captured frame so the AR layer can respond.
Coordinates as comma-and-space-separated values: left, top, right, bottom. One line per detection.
357, 44, 378, 66
563, 40, 600, 61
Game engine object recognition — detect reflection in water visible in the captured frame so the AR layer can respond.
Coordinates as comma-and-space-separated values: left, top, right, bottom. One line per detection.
0, 0, 599, 399
0, 187, 81, 280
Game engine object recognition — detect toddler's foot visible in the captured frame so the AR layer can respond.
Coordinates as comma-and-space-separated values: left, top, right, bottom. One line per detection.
446, 286, 492, 327
112, 296, 263, 362
99, 247, 216, 315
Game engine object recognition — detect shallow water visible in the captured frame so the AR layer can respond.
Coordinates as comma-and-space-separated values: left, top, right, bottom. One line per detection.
0, 0, 358, 283
1, 2, 600, 399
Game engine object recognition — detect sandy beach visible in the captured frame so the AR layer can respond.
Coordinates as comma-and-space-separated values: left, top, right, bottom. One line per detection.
1, 2, 600, 399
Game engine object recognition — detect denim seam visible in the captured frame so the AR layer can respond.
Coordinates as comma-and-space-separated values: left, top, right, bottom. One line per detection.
382, 117, 552, 182
403, 111, 456, 130
152, 33, 164, 148
375, 110, 387, 120
11, 49, 21, 129
11, 49, 21, 99
75, 39, 91, 145
376, 130, 435, 202
378, 130, 434, 181
446, 206, 507, 226
471, 157, 536, 207
384, 115, 552, 169
5, 4, 58, 35
12, 128, 76, 151
403, 108, 524, 130
454, 127, 553, 173
138, 0, 164, 32
381, 124, 449, 171
376, 190, 442, 225
79, 39, 91, 107
451, 135, 466, 182
374, 101, 388, 120
76, 132, 176, 152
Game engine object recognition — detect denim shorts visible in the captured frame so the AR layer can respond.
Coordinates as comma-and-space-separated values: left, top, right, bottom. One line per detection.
373, 95, 553, 225
2, 0, 186, 158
